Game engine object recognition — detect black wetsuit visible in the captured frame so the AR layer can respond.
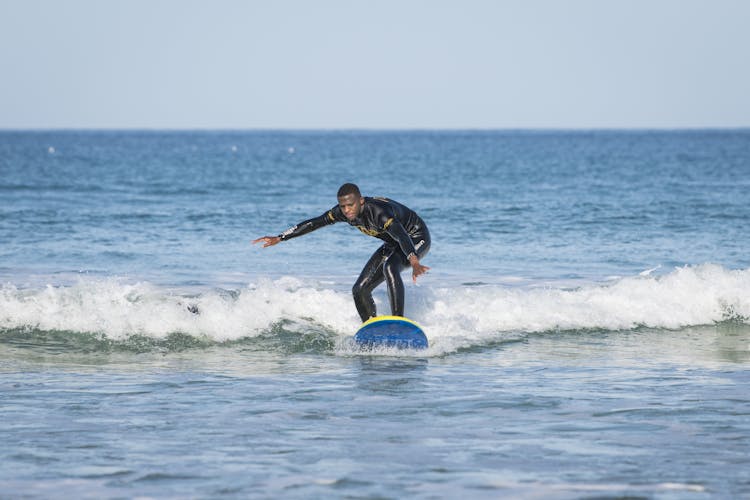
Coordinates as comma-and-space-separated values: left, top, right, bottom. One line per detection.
278, 197, 431, 321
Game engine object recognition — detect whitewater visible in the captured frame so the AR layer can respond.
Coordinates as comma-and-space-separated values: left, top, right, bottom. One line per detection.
2, 264, 750, 355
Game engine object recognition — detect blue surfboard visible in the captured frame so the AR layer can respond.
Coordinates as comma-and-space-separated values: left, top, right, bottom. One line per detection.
354, 315, 428, 349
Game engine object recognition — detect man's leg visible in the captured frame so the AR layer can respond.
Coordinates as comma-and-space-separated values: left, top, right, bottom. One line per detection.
352, 246, 387, 322
383, 238, 431, 317
383, 252, 407, 317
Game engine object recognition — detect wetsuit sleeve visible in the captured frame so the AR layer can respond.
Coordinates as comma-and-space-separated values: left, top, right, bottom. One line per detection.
380, 214, 418, 258
278, 206, 343, 241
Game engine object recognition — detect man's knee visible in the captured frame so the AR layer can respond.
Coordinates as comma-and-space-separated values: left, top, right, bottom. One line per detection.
352, 281, 365, 298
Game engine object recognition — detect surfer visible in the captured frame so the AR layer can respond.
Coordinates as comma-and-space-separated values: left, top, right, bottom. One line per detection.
253, 183, 431, 322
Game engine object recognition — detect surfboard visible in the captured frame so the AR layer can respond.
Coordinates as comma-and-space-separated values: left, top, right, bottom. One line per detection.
354, 315, 428, 349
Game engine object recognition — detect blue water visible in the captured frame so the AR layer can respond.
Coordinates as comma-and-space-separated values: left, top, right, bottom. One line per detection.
1, 130, 750, 498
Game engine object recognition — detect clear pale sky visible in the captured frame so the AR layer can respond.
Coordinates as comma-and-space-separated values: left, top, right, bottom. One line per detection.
1, 0, 748, 129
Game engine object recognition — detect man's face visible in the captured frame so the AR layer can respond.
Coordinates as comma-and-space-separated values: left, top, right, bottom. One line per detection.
338, 193, 364, 221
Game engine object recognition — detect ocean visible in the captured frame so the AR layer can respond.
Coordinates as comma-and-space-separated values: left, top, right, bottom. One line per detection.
1, 130, 749, 498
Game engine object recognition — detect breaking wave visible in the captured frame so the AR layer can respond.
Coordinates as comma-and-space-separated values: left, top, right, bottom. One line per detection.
1, 264, 749, 355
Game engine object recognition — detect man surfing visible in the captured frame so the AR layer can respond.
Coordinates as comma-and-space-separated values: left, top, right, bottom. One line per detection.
253, 183, 431, 322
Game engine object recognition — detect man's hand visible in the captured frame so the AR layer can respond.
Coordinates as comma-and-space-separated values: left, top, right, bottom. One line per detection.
252, 236, 281, 248
408, 254, 430, 282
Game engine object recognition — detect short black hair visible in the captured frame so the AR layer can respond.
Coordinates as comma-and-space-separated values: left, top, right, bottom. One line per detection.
337, 183, 361, 198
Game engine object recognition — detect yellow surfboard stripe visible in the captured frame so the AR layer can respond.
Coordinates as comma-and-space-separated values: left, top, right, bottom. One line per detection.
359, 315, 423, 330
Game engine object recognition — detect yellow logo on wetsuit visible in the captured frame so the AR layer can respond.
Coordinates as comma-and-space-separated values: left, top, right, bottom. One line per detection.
355, 217, 393, 237
356, 226, 382, 237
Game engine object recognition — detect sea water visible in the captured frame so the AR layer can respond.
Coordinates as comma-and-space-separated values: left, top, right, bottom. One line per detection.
1, 130, 749, 498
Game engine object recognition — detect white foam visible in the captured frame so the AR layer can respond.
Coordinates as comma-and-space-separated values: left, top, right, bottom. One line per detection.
0, 277, 358, 342
416, 263, 750, 354
1, 264, 749, 354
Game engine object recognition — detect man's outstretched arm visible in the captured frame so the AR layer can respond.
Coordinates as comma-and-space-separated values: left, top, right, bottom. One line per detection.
252, 212, 335, 248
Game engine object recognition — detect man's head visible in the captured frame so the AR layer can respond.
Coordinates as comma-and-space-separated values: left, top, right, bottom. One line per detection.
337, 183, 364, 221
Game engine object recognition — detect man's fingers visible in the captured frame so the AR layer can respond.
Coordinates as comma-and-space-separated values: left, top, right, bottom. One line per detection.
412, 264, 430, 282
252, 236, 274, 246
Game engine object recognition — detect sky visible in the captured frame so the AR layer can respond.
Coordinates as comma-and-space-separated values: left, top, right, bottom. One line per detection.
1, 0, 749, 129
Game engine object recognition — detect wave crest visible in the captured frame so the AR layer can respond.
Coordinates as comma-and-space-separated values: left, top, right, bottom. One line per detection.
2, 264, 749, 354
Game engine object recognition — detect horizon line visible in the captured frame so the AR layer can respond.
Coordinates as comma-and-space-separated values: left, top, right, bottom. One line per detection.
1, 126, 749, 133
